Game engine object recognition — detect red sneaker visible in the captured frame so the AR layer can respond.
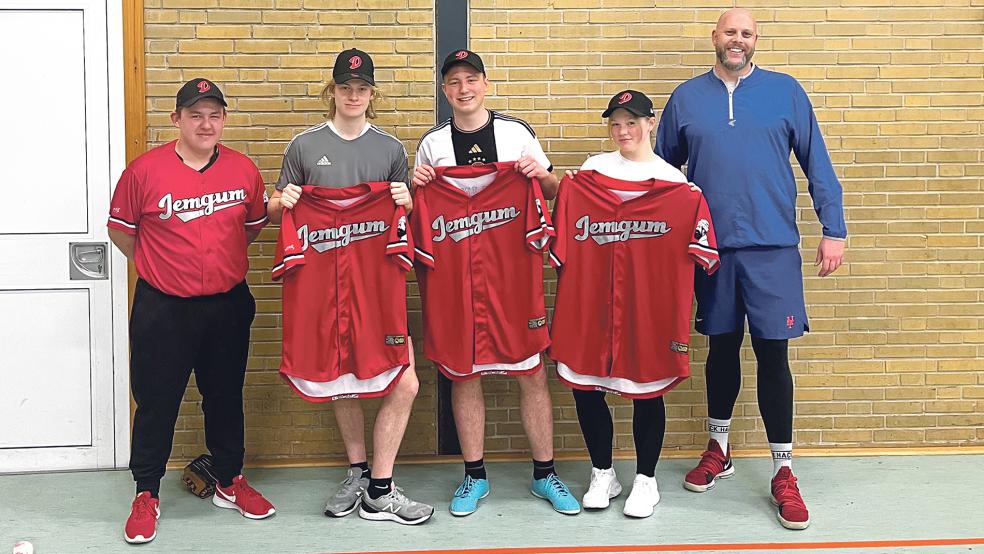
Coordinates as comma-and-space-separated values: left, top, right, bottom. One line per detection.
124, 491, 160, 544
213, 475, 276, 519
683, 439, 735, 492
771, 466, 810, 530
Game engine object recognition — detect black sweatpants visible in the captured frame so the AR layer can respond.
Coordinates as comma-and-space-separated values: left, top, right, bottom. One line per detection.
128, 279, 255, 495
572, 389, 666, 477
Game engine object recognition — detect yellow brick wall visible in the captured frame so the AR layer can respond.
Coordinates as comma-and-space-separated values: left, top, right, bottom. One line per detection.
142, 1, 984, 466
469, 1, 984, 453
143, 0, 438, 464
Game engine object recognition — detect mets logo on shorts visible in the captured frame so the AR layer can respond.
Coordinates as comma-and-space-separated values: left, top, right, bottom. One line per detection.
618, 92, 632, 104
786, 315, 795, 329
197, 81, 211, 93
349, 55, 362, 69
455, 50, 469, 59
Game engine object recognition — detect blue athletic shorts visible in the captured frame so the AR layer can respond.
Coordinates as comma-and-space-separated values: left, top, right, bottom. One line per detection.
694, 246, 809, 339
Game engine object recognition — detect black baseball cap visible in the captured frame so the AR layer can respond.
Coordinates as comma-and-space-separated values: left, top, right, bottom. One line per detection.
441, 49, 485, 77
175, 78, 227, 110
602, 89, 655, 118
333, 48, 375, 85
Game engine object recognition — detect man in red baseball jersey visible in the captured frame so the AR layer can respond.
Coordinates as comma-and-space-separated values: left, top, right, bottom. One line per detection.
108, 78, 274, 544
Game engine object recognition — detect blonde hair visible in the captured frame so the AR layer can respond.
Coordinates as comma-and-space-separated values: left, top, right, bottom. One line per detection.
319, 79, 385, 120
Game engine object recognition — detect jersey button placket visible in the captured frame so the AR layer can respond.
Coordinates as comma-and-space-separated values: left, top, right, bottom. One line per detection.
333, 211, 352, 374
468, 200, 487, 363
608, 206, 624, 378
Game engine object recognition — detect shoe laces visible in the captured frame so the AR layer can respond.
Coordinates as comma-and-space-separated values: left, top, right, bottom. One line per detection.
456, 475, 478, 497
385, 485, 411, 504
230, 476, 262, 502
545, 474, 572, 497
339, 470, 365, 493
773, 470, 805, 508
131, 494, 157, 519
589, 468, 612, 486
694, 448, 727, 475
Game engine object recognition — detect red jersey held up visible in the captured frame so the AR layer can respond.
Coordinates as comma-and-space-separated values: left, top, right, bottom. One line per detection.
107, 141, 269, 297
548, 170, 719, 399
412, 162, 554, 380
272, 183, 414, 402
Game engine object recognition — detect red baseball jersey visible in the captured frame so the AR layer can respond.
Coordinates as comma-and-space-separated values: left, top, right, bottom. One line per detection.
107, 141, 269, 297
411, 162, 554, 380
548, 170, 719, 399
273, 183, 413, 402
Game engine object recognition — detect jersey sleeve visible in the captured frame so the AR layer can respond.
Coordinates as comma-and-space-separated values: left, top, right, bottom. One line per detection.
409, 187, 435, 269
275, 138, 305, 191
386, 205, 414, 272
245, 168, 269, 231
548, 175, 572, 269
272, 207, 306, 281
390, 142, 411, 185
689, 193, 720, 275
524, 134, 553, 172
526, 176, 555, 253
107, 167, 141, 235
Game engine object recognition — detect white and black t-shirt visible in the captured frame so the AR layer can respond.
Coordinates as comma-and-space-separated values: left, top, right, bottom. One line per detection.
416, 110, 552, 170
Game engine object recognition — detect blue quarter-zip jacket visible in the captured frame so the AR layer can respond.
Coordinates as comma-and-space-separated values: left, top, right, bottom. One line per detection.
656, 67, 847, 250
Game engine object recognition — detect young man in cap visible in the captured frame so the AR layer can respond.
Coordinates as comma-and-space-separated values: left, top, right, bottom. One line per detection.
108, 78, 275, 544
267, 48, 433, 525
412, 49, 578, 517
656, 8, 847, 530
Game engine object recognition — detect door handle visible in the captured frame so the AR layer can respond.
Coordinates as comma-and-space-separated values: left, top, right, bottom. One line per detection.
69, 242, 108, 280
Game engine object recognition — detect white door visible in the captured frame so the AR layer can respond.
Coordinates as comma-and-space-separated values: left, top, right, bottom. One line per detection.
0, 0, 129, 472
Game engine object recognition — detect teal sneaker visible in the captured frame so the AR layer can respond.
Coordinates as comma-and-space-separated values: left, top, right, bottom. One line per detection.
449, 476, 490, 516
531, 474, 581, 515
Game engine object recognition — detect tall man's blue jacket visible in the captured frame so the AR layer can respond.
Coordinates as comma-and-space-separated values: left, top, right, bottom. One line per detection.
656, 67, 847, 250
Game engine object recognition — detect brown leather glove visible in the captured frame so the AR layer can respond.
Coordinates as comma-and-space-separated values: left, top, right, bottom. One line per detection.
181, 454, 217, 498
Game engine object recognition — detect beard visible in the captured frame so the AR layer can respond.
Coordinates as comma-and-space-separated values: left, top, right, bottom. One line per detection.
715, 42, 754, 72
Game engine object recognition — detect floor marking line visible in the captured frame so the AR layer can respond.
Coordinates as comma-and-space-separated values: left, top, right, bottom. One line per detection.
332, 537, 984, 554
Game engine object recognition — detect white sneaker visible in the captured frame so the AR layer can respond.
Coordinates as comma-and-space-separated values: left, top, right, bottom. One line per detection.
622, 474, 660, 518
582, 467, 622, 509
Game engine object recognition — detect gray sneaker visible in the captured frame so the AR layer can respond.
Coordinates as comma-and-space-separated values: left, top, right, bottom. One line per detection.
358, 485, 434, 525
324, 467, 369, 517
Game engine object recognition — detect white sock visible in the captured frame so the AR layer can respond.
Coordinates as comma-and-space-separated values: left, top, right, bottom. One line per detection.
770, 442, 793, 476
708, 418, 731, 453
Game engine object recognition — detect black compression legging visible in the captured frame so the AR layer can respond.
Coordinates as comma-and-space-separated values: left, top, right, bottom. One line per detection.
705, 331, 793, 443
572, 389, 666, 477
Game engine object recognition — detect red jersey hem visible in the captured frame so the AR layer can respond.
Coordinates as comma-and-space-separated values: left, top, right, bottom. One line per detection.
279, 363, 409, 403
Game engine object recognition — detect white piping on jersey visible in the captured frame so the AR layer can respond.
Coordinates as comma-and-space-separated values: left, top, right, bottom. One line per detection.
368, 124, 408, 160
281, 120, 331, 155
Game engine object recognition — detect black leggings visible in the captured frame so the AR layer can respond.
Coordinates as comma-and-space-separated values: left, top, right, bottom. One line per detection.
705, 331, 793, 443
572, 389, 665, 477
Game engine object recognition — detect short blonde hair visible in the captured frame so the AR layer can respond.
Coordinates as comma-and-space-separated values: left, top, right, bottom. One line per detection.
319, 79, 385, 120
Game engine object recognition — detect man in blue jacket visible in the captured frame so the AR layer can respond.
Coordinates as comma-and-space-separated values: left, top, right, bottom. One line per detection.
656, 8, 846, 531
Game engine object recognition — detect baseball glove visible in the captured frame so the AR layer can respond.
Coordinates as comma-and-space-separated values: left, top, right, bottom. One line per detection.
181, 454, 217, 498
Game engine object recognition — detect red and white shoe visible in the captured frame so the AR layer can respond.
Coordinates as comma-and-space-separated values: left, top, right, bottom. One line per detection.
771, 466, 810, 530
684, 439, 735, 492
124, 491, 160, 544
213, 475, 276, 519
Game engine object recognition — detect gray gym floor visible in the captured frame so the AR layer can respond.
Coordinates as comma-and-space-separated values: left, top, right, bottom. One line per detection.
1, 454, 982, 553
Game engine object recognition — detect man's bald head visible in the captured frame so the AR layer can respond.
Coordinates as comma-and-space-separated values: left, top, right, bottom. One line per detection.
712, 8, 759, 75
716, 8, 758, 33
